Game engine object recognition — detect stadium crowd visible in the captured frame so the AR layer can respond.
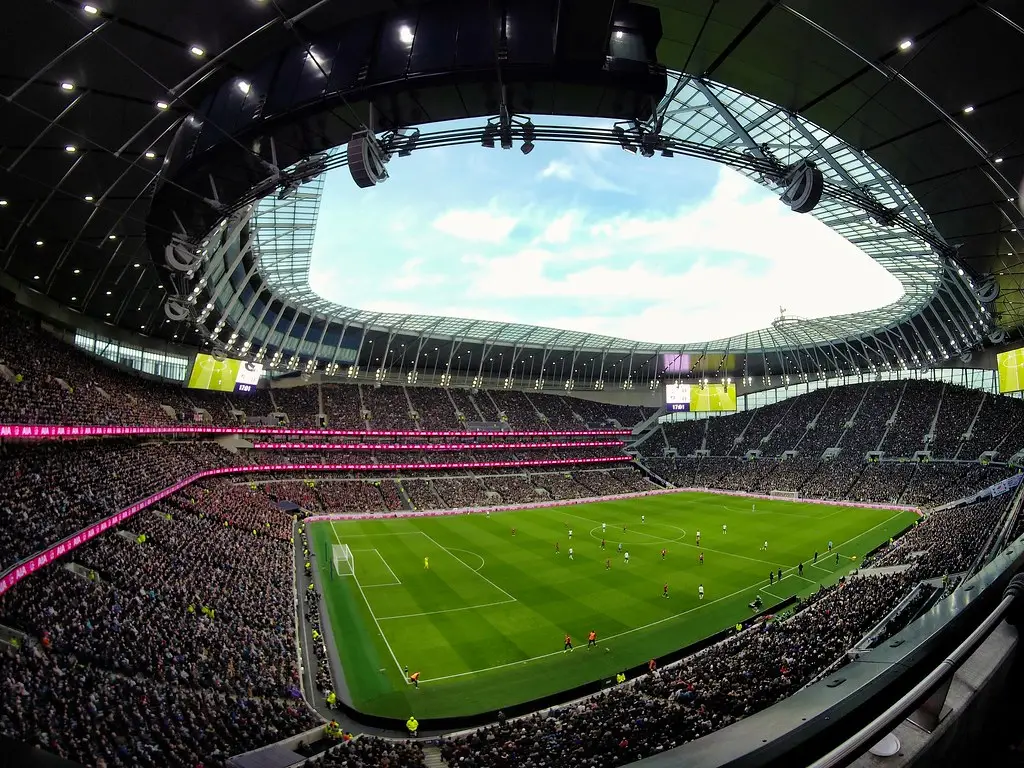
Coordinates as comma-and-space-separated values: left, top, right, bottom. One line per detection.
438, 570, 920, 768
4, 304, 1024, 767
0, 493, 318, 767
0, 305, 649, 433
0, 440, 231, 569
864, 496, 1008, 578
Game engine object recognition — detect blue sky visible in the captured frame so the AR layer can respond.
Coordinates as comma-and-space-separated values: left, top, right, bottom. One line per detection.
309, 116, 903, 345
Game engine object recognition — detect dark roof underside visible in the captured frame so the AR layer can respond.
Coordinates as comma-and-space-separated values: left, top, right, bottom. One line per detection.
0, 0, 1021, 345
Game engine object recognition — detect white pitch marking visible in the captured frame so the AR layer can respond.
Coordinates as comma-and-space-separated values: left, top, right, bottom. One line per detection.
417, 531, 517, 603
377, 598, 517, 621
419, 511, 908, 684
353, 549, 403, 587
329, 521, 408, 683
445, 547, 486, 571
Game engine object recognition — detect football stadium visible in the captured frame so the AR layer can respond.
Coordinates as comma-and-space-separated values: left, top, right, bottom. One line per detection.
1, 3, 1024, 768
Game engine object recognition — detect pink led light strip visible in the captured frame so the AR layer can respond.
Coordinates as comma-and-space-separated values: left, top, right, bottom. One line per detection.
0, 424, 631, 440
251, 440, 625, 451
0, 455, 630, 596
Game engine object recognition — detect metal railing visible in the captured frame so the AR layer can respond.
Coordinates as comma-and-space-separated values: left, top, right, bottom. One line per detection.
807, 572, 1024, 768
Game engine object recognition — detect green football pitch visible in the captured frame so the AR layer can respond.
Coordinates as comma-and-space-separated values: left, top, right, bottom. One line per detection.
307, 492, 916, 719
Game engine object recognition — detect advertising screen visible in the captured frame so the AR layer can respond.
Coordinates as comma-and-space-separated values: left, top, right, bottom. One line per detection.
665, 381, 692, 412
187, 353, 264, 394
691, 382, 737, 412
665, 382, 737, 412
998, 348, 1024, 394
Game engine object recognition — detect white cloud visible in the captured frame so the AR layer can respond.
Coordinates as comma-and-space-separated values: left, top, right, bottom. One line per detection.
537, 153, 633, 194
539, 212, 576, 244
311, 135, 909, 346
432, 209, 518, 243
391, 257, 445, 291
540, 160, 574, 181
458, 167, 904, 343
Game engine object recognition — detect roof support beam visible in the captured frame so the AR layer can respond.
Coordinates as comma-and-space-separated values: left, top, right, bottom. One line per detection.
692, 79, 769, 160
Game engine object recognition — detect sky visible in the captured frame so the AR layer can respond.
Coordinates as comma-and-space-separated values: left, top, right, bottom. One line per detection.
308, 116, 904, 346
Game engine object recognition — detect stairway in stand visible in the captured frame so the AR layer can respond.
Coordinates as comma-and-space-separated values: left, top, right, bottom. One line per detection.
423, 745, 446, 768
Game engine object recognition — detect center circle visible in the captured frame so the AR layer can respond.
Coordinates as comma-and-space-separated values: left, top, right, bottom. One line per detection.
587, 523, 688, 547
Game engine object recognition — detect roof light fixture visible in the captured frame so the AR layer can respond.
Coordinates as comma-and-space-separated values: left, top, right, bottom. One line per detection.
995, 157, 1003, 164
108, 234, 117, 240
83, 4, 98, 14
133, 262, 140, 268
156, 101, 169, 110
237, 80, 251, 95
60, 82, 75, 91
64, 145, 77, 153
144, 151, 156, 159
73, 268, 80, 274
963, 105, 974, 114
189, 45, 205, 58
0, 200, 7, 206
35, 240, 43, 246
105, 290, 111, 295
398, 25, 414, 44
84, 195, 94, 201
33, 275, 40, 280
898, 39, 912, 51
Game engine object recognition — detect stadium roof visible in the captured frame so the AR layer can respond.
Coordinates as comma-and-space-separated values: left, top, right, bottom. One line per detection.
0, 1, 1021, 375
252, 76, 942, 352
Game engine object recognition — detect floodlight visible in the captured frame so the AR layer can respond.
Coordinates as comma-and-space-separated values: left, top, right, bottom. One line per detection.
613, 126, 636, 153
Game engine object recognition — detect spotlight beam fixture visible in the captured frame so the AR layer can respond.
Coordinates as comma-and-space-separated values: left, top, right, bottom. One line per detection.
481, 107, 535, 154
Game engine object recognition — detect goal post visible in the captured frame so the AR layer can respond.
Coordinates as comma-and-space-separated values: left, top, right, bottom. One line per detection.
333, 544, 354, 577
769, 490, 799, 499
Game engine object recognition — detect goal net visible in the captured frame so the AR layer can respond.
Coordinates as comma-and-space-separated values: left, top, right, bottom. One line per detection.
332, 544, 354, 576
769, 490, 799, 499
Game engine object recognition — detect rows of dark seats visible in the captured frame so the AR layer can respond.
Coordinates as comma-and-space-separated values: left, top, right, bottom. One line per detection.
0, 489, 319, 767
0, 433, 632, 571
0, 440, 231, 570
647, 455, 1015, 508
864, 496, 1007, 578
318, 738, 425, 768
653, 380, 1022, 462
0, 306, 653, 431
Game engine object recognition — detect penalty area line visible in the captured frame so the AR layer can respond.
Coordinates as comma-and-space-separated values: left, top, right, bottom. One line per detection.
418, 531, 517, 603
329, 521, 409, 684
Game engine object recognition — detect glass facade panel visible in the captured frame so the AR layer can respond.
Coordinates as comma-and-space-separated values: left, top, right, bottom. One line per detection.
75, 330, 189, 382
661, 368, 1003, 423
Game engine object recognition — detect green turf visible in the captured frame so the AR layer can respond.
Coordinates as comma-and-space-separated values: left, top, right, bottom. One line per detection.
308, 492, 916, 719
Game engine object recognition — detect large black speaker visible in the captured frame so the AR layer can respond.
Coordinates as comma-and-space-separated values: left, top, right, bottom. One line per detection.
779, 160, 824, 214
